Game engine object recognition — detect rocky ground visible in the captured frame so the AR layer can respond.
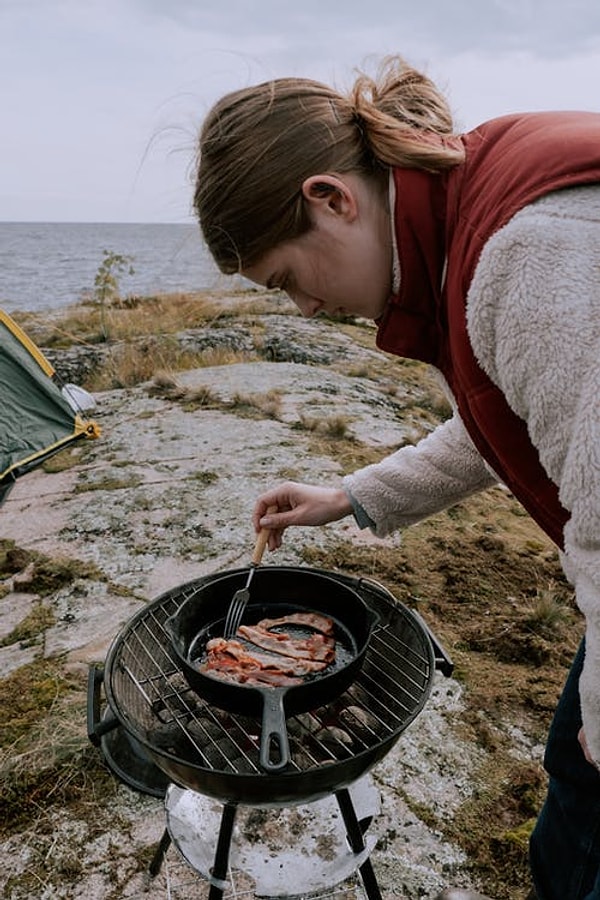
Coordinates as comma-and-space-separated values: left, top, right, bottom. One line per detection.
0, 302, 583, 899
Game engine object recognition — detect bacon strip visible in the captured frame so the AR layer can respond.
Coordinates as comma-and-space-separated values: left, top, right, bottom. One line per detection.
199, 612, 337, 687
202, 649, 303, 686
237, 624, 335, 662
257, 612, 335, 636
204, 638, 328, 675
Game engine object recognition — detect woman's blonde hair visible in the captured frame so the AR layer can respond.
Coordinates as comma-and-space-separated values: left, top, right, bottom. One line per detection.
195, 56, 463, 274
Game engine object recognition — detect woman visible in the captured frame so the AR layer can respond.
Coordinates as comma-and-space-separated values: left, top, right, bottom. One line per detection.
194, 56, 600, 900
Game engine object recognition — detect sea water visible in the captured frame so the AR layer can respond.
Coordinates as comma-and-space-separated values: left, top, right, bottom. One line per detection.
0, 221, 231, 314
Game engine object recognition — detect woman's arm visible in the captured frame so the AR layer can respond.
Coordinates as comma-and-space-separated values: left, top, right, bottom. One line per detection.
254, 411, 498, 549
343, 413, 498, 537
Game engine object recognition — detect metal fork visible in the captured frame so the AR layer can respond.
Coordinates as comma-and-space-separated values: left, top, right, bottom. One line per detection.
223, 508, 276, 638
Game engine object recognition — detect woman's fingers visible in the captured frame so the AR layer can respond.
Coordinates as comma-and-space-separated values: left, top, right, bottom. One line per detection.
253, 481, 352, 536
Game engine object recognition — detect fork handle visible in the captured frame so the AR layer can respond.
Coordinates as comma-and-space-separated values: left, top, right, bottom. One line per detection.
251, 504, 277, 565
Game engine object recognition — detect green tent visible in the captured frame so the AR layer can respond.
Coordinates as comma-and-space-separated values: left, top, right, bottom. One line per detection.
0, 308, 100, 504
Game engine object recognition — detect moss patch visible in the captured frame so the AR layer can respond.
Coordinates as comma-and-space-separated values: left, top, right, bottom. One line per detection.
0, 743, 116, 836
0, 603, 56, 648
0, 659, 76, 747
0, 539, 104, 595
41, 445, 88, 474
25, 556, 104, 595
0, 539, 33, 576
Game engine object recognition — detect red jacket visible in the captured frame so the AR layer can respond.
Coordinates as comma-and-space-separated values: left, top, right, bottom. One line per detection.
376, 111, 600, 547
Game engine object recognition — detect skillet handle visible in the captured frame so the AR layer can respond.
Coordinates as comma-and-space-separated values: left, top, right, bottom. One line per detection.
259, 689, 291, 773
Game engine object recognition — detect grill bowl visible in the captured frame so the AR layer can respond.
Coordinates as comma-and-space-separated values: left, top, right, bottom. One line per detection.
104, 567, 435, 806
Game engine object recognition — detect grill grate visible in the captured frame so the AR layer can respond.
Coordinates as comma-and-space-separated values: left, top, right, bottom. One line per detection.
107, 573, 434, 785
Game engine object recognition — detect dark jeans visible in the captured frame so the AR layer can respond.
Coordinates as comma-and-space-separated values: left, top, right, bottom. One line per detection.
530, 640, 600, 899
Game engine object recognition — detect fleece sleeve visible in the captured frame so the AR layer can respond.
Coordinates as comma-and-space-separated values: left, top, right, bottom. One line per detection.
466, 185, 600, 765
343, 412, 498, 538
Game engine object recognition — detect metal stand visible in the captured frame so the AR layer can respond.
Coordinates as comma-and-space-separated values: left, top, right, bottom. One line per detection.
207, 802, 237, 899
149, 787, 383, 899
148, 828, 172, 878
336, 787, 382, 900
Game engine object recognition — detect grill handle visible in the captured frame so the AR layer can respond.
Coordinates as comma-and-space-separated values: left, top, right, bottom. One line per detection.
260, 689, 291, 773
87, 665, 120, 746
357, 576, 454, 677
410, 609, 454, 677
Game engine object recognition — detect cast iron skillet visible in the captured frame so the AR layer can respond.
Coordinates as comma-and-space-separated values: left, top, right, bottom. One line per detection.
166, 567, 379, 773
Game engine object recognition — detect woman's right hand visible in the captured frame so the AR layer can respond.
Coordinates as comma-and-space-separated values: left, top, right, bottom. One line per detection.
252, 481, 353, 551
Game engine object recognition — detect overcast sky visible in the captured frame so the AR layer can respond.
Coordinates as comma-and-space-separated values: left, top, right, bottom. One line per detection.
2, 0, 599, 223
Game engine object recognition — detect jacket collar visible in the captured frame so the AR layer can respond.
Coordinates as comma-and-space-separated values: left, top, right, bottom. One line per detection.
376, 167, 449, 365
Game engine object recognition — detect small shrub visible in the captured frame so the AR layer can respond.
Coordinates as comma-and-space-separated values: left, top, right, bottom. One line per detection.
182, 385, 222, 410
524, 582, 572, 637
325, 415, 352, 439
229, 390, 282, 419
295, 413, 352, 438
92, 250, 135, 341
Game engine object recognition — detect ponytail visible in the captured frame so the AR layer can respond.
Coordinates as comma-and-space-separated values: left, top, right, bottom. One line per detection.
351, 56, 464, 171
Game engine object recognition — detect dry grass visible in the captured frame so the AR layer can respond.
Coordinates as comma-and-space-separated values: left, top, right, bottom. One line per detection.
295, 413, 353, 438
86, 338, 199, 390
14, 289, 294, 349
14, 290, 284, 391
85, 340, 257, 392
0, 673, 115, 835
146, 373, 284, 420
229, 389, 283, 419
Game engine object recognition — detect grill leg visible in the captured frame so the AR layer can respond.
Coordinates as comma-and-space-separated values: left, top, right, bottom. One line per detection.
336, 788, 383, 900
207, 802, 237, 900
148, 828, 171, 878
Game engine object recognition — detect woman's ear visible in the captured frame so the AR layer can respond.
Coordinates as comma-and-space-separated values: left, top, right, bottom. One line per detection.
301, 174, 357, 220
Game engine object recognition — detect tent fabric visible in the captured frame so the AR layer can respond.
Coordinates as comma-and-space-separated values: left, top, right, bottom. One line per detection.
0, 309, 100, 503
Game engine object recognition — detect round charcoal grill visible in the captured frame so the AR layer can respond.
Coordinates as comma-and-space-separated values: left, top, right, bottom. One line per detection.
102, 566, 447, 808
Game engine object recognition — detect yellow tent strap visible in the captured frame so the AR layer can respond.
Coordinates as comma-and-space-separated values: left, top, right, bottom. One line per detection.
74, 415, 102, 439
0, 309, 55, 377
